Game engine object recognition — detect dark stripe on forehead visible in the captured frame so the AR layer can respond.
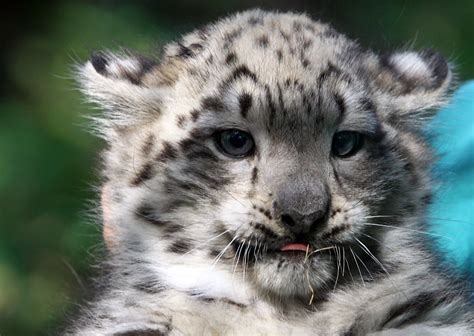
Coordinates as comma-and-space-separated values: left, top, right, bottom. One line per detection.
238, 93, 252, 118
265, 85, 277, 130
333, 93, 346, 122
201, 96, 225, 112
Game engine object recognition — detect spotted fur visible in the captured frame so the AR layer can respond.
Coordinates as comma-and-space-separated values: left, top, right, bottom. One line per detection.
69, 9, 473, 335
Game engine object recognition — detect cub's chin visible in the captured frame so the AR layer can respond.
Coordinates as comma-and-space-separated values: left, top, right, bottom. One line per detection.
251, 250, 334, 301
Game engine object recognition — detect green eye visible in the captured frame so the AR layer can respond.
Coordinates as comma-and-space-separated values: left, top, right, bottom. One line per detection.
215, 129, 255, 158
332, 131, 364, 158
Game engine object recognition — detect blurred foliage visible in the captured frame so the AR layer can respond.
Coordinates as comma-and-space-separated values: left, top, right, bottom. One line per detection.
0, 0, 472, 334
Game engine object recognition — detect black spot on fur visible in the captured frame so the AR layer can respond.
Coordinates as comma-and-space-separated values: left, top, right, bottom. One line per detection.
277, 259, 285, 270
136, 204, 169, 226
251, 167, 258, 185
276, 49, 283, 62
182, 166, 229, 191
225, 52, 237, 65
265, 85, 277, 129
302, 39, 313, 49
190, 109, 201, 122
248, 16, 264, 26
231, 65, 258, 82
360, 97, 375, 112
238, 93, 252, 118
301, 58, 310, 68
141, 134, 156, 156
168, 239, 192, 254
131, 162, 154, 186
201, 96, 225, 112
223, 28, 243, 48
185, 148, 219, 162
90, 51, 108, 75
276, 83, 286, 114
292, 21, 303, 32
176, 42, 194, 58
156, 142, 178, 163
333, 93, 346, 118
256, 35, 269, 48
209, 249, 221, 258
253, 222, 278, 239
321, 224, 350, 240
162, 223, 183, 235
176, 115, 187, 128
382, 292, 441, 328
421, 193, 432, 205
178, 138, 196, 153
133, 279, 164, 294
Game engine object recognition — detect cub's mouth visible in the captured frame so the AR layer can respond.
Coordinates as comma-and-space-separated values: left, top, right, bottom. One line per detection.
230, 239, 335, 264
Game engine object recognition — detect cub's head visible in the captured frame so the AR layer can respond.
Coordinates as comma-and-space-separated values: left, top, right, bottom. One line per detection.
78, 10, 451, 305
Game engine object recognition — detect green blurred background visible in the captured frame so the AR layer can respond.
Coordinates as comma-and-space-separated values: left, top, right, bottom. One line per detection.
0, 1, 472, 334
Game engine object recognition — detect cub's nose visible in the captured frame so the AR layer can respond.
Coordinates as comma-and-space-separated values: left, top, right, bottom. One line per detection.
274, 173, 329, 236
279, 208, 328, 236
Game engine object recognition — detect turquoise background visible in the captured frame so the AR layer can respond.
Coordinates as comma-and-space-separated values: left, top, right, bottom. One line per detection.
429, 81, 474, 273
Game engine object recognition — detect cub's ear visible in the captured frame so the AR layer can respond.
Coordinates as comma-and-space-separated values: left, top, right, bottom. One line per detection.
76, 51, 176, 136
367, 49, 453, 126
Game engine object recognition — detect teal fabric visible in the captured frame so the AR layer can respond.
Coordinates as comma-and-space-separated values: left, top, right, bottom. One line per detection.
428, 81, 474, 272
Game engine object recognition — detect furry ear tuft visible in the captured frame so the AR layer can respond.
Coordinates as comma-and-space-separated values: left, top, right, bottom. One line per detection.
381, 49, 449, 92
368, 49, 453, 127
76, 51, 171, 138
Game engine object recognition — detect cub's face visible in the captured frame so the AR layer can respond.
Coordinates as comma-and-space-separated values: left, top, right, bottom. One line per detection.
79, 10, 451, 303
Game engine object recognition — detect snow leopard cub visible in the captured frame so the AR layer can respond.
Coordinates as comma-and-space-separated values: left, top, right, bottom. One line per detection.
70, 9, 473, 335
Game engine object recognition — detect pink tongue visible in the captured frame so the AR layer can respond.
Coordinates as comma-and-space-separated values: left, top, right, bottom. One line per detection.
280, 243, 310, 252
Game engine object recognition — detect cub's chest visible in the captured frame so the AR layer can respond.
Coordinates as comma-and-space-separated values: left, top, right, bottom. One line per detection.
155, 299, 320, 336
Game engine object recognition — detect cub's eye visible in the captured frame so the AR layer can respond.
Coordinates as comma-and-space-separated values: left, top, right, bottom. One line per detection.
332, 131, 364, 158
215, 129, 255, 158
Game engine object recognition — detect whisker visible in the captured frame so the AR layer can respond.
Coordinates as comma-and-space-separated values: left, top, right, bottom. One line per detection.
350, 247, 365, 287
344, 248, 354, 284
181, 229, 232, 257
212, 233, 239, 266
354, 238, 389, 277
341, 246, 346, 277
363, 222, 453, 240
333, 246, 341, 290
352, 249, 374, 282
358, 232, 395, 252
354, 238, 408, 300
